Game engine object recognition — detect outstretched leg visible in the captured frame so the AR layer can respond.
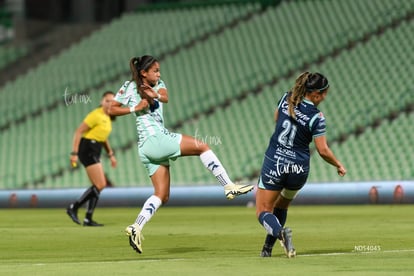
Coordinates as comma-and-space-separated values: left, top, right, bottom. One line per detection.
180, 135, 253, 199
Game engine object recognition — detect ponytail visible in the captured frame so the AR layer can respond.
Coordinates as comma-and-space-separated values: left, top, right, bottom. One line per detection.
130, 57, 141, 87
287, 72, 329, 120
288, 72, 310, 120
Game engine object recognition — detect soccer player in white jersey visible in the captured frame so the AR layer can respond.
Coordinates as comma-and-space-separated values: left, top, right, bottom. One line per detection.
256, 72, 346, 258
108, 55, 253, 254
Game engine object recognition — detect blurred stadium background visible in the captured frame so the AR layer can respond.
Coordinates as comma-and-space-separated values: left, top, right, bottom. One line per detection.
0, 0, 413, 193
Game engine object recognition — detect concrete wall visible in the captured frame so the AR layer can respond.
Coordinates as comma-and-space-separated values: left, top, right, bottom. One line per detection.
1, 181, 413, 208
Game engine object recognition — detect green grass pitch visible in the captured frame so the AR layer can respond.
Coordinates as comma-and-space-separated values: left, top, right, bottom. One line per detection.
1, 205, 413, 275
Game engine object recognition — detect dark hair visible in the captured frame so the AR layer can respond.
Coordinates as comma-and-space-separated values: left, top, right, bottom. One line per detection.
129, 55, 158, 87
305, 72, 329, 92
102, 91, 115, 98
288, 72, 329, 119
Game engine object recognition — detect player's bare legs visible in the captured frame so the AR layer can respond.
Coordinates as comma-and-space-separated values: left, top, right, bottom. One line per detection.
85, 164, 107, 191
179, 134, 209, 156
151, 165, 171, 204
256, 189, 281, 218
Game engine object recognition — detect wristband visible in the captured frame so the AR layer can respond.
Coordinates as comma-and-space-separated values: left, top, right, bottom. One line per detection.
157, 93, 161, 100
70, 151, 78, 156
129, 106, 135, 113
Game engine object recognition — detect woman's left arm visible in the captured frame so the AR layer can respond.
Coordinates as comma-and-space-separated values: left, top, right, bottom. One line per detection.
103, 140, 117, 168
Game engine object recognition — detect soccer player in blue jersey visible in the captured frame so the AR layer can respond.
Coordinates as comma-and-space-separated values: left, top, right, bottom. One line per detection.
256, 72, 347, 258
108, 55, 254, 254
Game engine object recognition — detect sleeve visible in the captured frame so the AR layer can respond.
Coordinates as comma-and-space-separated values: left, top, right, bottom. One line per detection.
114, 81, 134, 106
83, 110, 97, 128
277, 92, 289, 109
157, 79, 167, 91
310, 112, 326, 137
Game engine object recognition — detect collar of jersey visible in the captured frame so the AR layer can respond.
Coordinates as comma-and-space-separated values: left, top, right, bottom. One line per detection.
303, 98, 314, 105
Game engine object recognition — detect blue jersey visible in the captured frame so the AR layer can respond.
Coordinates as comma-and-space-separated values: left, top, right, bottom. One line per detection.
266, 92, 326, 164
260, 93, 326, 191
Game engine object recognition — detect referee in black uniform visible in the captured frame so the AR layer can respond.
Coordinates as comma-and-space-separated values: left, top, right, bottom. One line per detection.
66, 91, 117, 226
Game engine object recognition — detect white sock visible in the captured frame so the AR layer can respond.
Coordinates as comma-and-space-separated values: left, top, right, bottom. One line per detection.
200, 150, 232, 186
134, 195, 162, 231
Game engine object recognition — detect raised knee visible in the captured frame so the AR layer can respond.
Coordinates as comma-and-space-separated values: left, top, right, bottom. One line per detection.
197, 142, 210, 153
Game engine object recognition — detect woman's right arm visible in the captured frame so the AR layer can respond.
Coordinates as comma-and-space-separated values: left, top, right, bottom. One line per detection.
70, 122, 90, 166
314, 135, 347, 176
108, 100, 149, 116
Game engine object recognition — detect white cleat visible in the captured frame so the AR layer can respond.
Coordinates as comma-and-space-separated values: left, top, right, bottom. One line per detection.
224, 182, 254, 200
125, 223, 143, 254
279, 227, 296, 258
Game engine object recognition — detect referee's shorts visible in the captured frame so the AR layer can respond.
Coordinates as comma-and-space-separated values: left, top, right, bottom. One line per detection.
78, 138, 102, 167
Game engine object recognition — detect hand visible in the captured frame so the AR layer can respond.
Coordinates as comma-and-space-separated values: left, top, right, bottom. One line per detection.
337, 164, 347, 177
136, 99, 149, 111
110, 156, 117, 168
140, 84, 158, 99
70, 155, 78, 168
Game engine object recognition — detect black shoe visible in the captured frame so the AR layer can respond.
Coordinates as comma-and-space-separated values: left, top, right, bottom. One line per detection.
260, 245, 273, 257
83, 218, 104, 227
66, 205, 80, 225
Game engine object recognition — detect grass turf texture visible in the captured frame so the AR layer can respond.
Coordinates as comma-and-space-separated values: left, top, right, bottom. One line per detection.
1, 205, 413, 275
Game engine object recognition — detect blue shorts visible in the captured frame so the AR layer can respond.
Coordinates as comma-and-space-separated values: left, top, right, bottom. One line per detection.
139, 131, 182, 176
258, 154, 309, 191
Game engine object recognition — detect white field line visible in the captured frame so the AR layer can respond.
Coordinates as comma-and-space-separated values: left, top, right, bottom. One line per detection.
299, 248, 414, 257
6, 249, 414, 267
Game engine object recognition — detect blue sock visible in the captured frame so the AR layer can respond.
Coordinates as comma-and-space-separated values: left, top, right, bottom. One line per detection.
264, 208, 288, 247
258, 212, 282, 238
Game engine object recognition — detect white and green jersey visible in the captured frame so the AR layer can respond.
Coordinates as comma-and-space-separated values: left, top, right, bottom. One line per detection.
114, 80, 166, 147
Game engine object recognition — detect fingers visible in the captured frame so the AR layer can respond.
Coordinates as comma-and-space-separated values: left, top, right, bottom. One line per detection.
139, 84, 157, 98
136, 99, 150, 110
337, 166, 347, 177
70, 156, 78, 168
